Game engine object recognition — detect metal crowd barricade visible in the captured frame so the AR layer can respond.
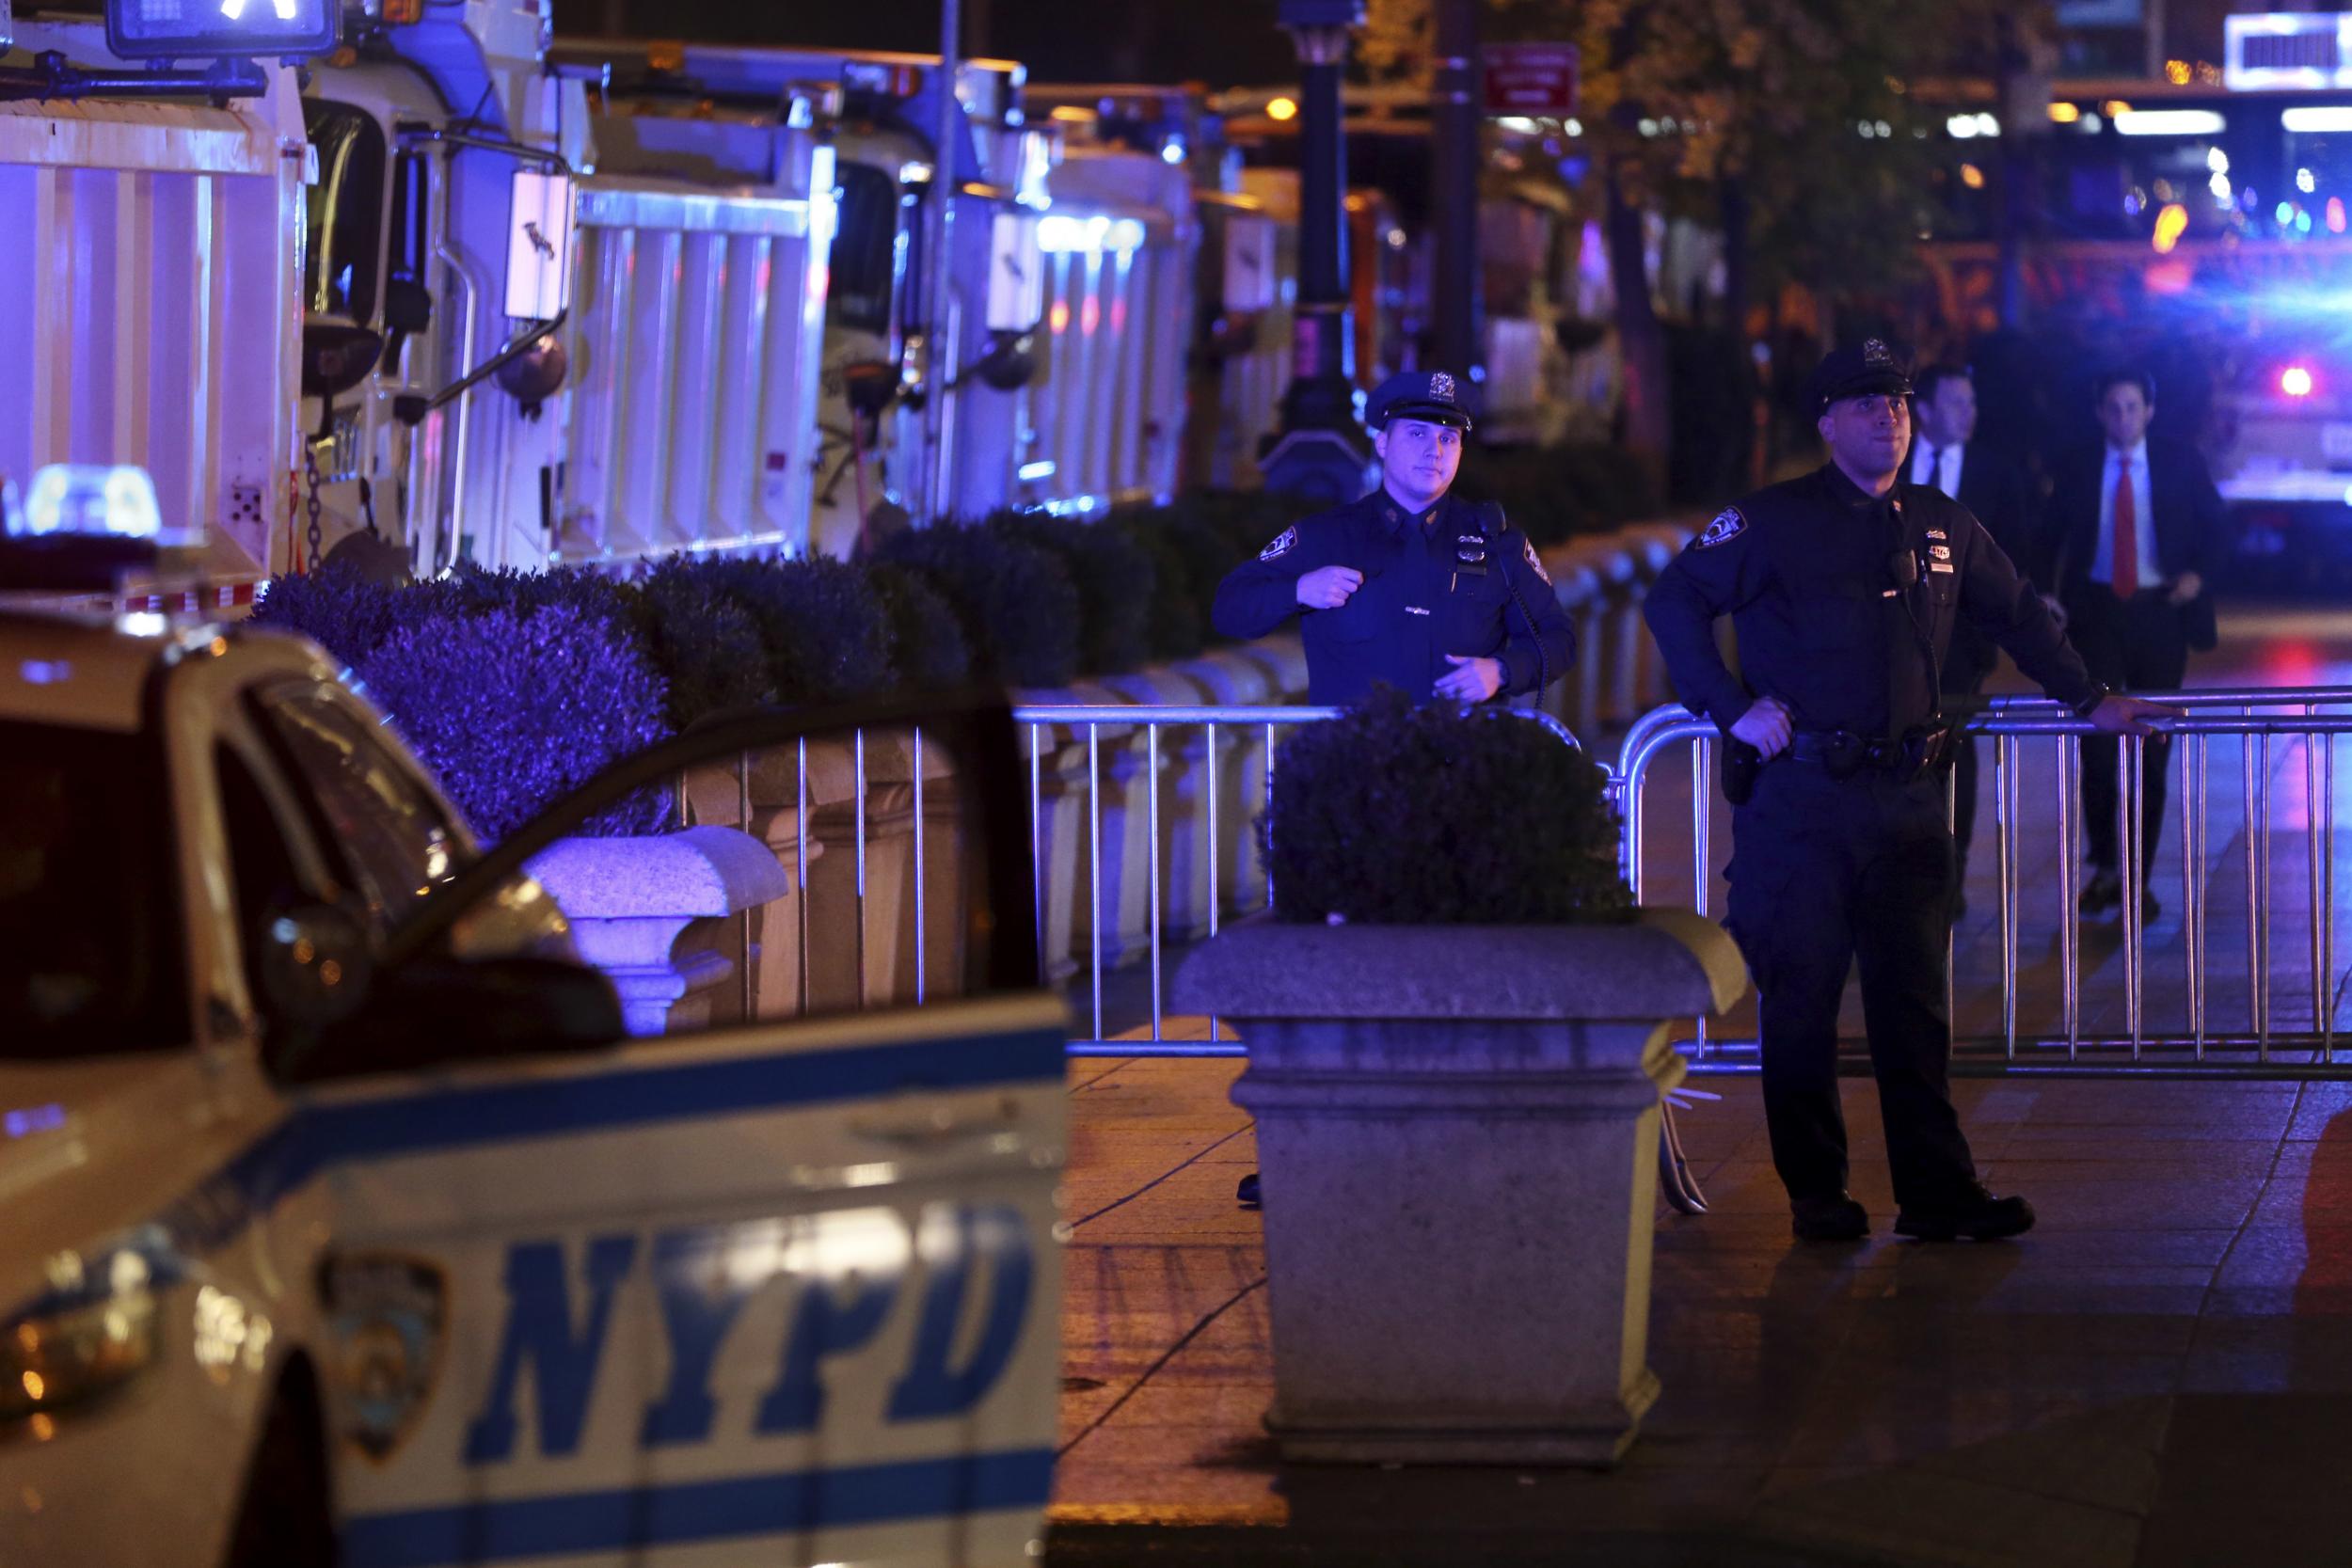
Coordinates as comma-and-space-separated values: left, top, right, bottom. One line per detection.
1008, 702, 1587, 1055
1614, 687, 2352, 1078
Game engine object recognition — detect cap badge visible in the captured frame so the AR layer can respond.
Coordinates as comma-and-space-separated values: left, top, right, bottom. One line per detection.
1429, 371, 1455, 402
1863, 338, 1893, 367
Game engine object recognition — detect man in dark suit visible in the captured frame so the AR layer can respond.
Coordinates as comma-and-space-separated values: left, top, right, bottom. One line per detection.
2045, 368, 2225, 918
1909, 363, 2041, 919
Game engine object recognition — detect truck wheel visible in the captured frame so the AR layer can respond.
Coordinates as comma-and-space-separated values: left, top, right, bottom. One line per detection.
220, 1370, 337, 1568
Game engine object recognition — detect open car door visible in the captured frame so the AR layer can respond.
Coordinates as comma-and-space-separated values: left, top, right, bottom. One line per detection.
281, 693, 1062, 1568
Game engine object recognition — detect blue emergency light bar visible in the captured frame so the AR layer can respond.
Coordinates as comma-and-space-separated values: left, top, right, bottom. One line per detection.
106, 0, 337, 60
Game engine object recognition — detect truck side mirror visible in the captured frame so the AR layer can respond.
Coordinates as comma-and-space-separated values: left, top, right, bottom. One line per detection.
302, 322, 386, 400
382, 277, 432, 367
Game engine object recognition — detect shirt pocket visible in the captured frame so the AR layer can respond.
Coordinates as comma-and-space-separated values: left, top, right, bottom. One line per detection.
1441, 569, 1510, 653
1317, 578, 1386, 642
1795, 574, 1883, 652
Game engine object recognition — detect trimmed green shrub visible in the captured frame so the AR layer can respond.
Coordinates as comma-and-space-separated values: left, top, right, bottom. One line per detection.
984, 509, 1157, 675
1107, 511, 1205, 663
628, 559, 773, 727
706, 556, 896, 703
876, 523, 1081, 689
358, 603, 673, 844
1257, 685, 1631, 925
864, 561, 974, 690
1453, 442, 1662, 548
249, 557, 406, 669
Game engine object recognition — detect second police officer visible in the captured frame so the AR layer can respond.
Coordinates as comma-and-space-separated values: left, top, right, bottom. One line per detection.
1213, 370, 1576, 704
1215, 369, 1577, 1212
1645, 341, 2175, 1244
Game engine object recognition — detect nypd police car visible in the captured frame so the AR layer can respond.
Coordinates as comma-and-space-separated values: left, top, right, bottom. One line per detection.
0, 473, 1066, 1567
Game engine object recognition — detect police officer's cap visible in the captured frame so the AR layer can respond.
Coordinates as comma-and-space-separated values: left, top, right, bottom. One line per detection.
1807, 338, 1915, 416
1367, 369, 1474, 433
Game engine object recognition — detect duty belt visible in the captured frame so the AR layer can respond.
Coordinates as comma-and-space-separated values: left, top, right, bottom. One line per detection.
1786, 726, 1955, 781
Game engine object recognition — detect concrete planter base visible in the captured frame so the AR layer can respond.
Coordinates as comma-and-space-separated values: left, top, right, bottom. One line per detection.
1173, 909, 1745, 1468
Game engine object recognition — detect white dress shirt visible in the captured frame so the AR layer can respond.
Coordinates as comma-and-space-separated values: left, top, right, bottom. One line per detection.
2091, 440, 2164, 590
1910, 437, 1964, 499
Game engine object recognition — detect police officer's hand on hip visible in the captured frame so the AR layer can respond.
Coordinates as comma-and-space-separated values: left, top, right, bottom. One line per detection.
1211, 370, 1577, 709
1645, 339, 2174, 1247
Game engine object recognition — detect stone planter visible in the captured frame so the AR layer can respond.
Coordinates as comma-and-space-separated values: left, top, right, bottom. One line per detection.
530, 827, 795, 1036
1172, 910, 1745, 1467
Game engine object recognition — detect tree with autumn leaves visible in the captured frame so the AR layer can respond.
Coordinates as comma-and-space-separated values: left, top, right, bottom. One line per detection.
1363, 0, 2036, 481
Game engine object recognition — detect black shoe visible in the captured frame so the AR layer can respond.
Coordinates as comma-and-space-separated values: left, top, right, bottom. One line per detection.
1790, 1192, 1868, 1243
2079, 869, 2122, 913
1236, 1172, 1261, 1208
1894, 1185, 2036, 1242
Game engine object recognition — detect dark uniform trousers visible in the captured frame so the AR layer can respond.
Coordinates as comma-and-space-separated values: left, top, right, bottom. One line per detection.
2069, 588, 2189, 875
1727, 760, 1978, 1208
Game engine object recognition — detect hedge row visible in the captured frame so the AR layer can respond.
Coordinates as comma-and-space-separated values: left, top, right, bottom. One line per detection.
1448, 442, 1663, 549
252, 451, 1652, 845
252, 491, 1315, 841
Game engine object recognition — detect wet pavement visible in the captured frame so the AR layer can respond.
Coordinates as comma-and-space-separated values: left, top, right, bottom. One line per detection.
1048, 1056, 2352, 1567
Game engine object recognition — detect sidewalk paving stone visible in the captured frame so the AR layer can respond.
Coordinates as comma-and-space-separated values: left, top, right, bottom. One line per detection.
1047, 1056, 2352, 1565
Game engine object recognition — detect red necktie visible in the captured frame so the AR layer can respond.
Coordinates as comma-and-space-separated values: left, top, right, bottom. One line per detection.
2111, 459, 2137, 600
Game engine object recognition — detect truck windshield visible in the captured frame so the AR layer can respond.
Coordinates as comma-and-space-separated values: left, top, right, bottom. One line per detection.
0, 722, 187, 1056
303, 99, 388, 325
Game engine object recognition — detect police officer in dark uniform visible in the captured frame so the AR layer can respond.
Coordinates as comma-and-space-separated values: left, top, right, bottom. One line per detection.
1645, 341, 2173, 1243
1214, 370, 1576, 705
1216, 369, 1577, 1212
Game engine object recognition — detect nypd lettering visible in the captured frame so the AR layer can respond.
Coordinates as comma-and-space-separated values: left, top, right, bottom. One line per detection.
1693, 508, 1747, 549
1259, 527, 1297, 562
461, 1203, 1032, 1465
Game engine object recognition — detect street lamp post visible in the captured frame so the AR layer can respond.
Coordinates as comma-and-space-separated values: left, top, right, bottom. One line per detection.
1430, 0, 1481, 397
1260, 0, 1370, 503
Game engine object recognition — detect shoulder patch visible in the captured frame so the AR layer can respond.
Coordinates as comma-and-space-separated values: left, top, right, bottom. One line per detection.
1522, 536, 1552, 586
1259, 526, 1298, 562
1692, 507, 1747, 549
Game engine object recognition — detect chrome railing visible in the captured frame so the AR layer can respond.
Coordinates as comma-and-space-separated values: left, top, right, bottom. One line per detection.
1614, 688, 2352, 1076
1009, 702, 1585, 1056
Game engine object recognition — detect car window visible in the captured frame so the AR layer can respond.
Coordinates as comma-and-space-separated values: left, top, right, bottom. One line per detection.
0, 721, 188, 1056
256, 687, 463, 925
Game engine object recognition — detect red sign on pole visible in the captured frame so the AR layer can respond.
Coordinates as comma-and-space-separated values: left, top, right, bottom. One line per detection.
1483, 42, 1580, 117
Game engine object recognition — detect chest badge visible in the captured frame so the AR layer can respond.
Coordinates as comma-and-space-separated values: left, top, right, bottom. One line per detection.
1454, 532, 1490, 575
